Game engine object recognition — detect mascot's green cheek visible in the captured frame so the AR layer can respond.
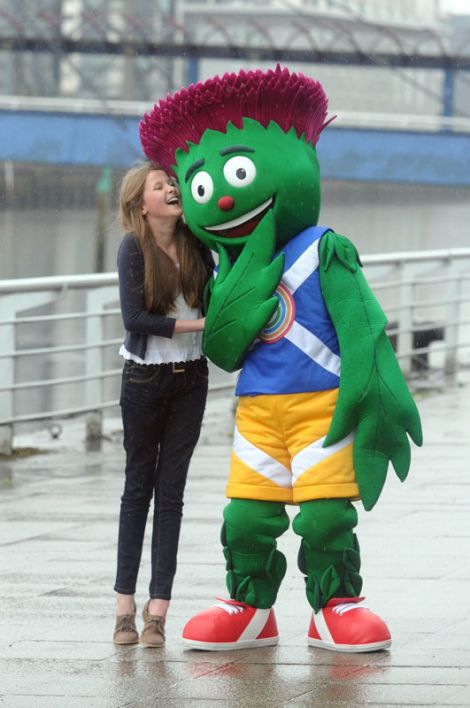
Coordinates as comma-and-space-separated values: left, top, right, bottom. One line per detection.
173, 118, 321, 251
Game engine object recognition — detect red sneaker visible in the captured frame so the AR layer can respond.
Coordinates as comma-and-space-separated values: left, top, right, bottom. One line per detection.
182, 598, 279, 651
308, 597, 391, 653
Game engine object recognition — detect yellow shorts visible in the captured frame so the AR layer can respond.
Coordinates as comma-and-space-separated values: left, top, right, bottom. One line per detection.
227, 389, 359, 504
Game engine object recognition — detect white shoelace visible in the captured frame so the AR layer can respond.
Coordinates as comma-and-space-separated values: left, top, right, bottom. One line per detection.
332, 601, 368, 616
213, 600, 245, 615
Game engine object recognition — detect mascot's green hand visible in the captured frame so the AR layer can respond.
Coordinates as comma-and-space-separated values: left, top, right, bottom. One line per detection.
319, 232, 423, 510
203, 210, 284, 372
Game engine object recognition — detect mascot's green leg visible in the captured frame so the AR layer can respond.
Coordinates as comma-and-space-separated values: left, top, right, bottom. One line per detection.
293, 499, 363, 612
222, 499, 290, 609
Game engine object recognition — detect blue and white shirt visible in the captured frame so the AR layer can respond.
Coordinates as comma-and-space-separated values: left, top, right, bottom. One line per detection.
236, 226, 341, 396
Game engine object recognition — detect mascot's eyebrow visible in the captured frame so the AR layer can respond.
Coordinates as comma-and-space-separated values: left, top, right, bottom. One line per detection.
185, 158, 205, 182
220, 145, 255, 156
184, 146, 255, 182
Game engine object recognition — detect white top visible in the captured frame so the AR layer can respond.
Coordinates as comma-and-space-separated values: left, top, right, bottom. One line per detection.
120, 291, 203, 365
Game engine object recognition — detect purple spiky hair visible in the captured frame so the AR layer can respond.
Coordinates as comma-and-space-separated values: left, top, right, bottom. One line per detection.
139, 65, 332, 172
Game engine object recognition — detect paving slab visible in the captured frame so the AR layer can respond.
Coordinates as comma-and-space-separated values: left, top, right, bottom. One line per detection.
1, 376, 470, 707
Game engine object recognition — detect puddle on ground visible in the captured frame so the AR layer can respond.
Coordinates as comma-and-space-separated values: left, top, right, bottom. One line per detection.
0, 464, 12, 487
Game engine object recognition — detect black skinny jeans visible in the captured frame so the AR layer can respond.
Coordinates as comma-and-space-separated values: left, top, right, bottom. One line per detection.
114, 357, 208, 600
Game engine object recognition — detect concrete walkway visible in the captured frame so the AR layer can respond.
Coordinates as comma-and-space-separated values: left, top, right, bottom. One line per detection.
0, 376, 469, 707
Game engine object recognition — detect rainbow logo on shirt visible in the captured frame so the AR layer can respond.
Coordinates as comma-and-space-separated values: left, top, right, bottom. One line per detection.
259, 282, 296, 344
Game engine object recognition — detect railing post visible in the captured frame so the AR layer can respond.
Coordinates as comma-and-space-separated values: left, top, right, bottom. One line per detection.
0, 299, 15, 455
85, 291, 104, 444
442, 68, 455, 120
0, 291, 60, 454
186, 57, 199, 85
85, 286, 117, 446
444, 265, 461, 382
397, 262, 414, 377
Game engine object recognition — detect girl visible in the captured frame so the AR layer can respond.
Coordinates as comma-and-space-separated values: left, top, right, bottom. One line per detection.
113, 161, 213, 647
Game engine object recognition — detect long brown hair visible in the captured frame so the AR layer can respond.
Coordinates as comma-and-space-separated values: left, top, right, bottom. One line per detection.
119, 161, 208, 315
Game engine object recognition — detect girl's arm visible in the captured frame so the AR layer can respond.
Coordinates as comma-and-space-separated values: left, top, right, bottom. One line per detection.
118, 234, 176, 337
174, 318, 205, 333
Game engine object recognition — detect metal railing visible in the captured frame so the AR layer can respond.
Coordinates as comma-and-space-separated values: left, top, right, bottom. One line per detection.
1, 247, 470, 454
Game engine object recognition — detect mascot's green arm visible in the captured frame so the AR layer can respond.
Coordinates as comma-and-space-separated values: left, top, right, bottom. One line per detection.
202, 210, 284, 372
319, 231, 423, 510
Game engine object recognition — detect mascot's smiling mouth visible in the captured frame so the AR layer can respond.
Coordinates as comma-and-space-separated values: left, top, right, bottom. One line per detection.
205, 197, 274, 238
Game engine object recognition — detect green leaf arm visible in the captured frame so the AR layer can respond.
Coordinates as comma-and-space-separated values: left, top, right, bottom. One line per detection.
202, 210, 284, 372
319, 231, 423, 510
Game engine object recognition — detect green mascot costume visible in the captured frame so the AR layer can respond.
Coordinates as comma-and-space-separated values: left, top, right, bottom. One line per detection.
140, 65, 422, 652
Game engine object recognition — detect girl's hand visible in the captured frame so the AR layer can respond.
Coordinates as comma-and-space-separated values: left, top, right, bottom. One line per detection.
174, 317, 206, 334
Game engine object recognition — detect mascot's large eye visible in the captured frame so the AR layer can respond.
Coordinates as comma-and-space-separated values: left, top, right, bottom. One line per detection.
190, 171, 214, 204
223, 156, 256, 188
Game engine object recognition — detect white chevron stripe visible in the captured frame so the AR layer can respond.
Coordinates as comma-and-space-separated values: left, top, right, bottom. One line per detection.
233, 427, 292, 488
237, 608, 272, 641
283, 239, 320, 294
313, 609, 334, 644
212, 601, 245, 615
285, 320, 341, 376
291, 432, 355, 484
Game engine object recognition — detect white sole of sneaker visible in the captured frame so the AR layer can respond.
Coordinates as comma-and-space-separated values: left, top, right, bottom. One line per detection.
308, 637, 391, 652
183, 636, 279, 651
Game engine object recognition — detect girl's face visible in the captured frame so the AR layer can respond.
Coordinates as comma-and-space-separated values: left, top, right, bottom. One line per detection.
141, 169, 182, 221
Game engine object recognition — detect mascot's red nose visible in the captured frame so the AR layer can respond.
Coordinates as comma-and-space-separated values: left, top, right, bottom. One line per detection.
218, 196, 235, 211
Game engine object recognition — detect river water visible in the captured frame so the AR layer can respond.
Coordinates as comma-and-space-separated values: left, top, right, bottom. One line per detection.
2, 179, 469, 280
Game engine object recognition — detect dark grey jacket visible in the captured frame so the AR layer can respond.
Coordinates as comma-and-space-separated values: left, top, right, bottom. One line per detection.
117, 233, 214, 360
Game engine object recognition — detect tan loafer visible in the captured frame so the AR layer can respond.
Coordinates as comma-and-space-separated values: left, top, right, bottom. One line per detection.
140, 600, 166, 647
113, 602, 138, 645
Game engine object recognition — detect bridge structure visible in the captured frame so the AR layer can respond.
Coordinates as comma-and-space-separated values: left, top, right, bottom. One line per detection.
1, 3, 470, 185
1, 1, 470, 97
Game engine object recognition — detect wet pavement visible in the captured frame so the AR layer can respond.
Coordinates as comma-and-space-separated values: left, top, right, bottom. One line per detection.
1, 376, 470, 708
